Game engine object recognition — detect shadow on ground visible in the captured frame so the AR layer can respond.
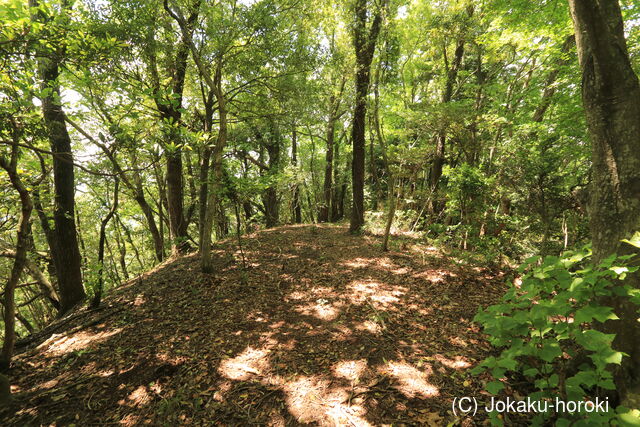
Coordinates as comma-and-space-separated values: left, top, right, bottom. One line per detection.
1, 224, 507, 426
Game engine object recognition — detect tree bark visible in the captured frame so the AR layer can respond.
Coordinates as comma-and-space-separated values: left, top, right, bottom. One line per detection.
91, 179, 119, 308
330, 135, 342, 222
198, 89, 215, 248
349, 0, 384, 232
430, 38, 465, 193
291, 126, 302, 223
154, 0, 202, 253
201, 63, 227, 273
320, 79, 345, 223
319, 116, 336, 222
32, 1, 86, 312
569, 0, 640, 401
263, 125, 281, 228
0, 143, 33, 369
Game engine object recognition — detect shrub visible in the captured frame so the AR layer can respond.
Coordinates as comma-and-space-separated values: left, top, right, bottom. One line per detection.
473, 247, 640, 425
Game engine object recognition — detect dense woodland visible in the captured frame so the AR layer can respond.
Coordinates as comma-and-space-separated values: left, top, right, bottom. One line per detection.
1, 0, 640, 424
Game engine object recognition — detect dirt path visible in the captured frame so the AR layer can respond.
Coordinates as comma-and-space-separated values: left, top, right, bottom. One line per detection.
2, 224, 507, 426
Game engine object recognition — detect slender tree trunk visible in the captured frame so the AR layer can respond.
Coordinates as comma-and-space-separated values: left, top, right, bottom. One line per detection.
166, 147, 187, 252
330, 136, 342, 222
32, 10, 86, 312
154, 160, 167, 256
116, 214, 144, 269
263, 126, 281, 228
153, 1, 201, 254
569, 0, 640, 402
198, 90, 215, 247
215, 197, 229, 239
350, 0, 384, 232
0, 145, 33, 369
382, 177, 397, 252
0, 250, 60, 311
91, 179, 119, 308
184, 150, 197, 226
291, 126, 302, 223
133, 187, 164, 262
201, 64, 227, 273
199, 146, 212, 245
430, 38, 466, 194
114, 216, 129, 281
532, 35, 575, 123
319, 116, 336, 222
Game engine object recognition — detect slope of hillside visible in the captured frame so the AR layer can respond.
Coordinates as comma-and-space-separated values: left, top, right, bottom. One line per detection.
1, 224, 506, 426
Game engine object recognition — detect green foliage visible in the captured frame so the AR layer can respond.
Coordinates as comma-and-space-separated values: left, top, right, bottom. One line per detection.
473, 248, 640, 425
443, 163, 491, 214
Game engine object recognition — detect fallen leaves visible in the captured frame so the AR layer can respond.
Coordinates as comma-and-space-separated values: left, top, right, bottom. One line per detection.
4, 224, 507, 426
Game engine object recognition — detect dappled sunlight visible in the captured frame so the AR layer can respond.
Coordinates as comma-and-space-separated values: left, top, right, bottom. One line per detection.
294, 300, 341, 321
133, 294, 146, 306
124, 385, 151, 407
354, 319, 383, 334
285, 290, 306, 300
329, 323, 353, 341
247, 311, 270, 323
283, 376, 371, 426
219, 343, 374, 425
408, 245, 439, 255
38, 327, 123, 356
332, 359, 368, 383
341, 258, 370, 268
412, 269, 456, 283
8, 224, 507, 425
308, 286, 340, 298
119, 414, 140, 426
391, 266, 411, 275
434, 354, 471, 370
34, 377, 62, 391
339, 256, 409, 276
269, 320, 286, 330
380, 361, 439, 399
346, 280, 407, 309
448, 336, 468, 348
219, 346, 272, 380
406, 302, 433, 316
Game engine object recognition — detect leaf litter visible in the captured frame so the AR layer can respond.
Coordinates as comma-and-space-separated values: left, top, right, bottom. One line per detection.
1, 224, 507, 426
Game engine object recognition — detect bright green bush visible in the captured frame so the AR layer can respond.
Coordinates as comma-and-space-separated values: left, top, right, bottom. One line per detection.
473, 248, 640, 425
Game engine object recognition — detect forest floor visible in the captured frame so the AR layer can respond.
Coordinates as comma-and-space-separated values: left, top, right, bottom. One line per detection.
2, 224, 509, 426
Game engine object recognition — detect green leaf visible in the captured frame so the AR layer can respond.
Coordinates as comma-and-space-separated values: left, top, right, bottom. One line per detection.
574, 305, 619, 324
622, 232, 640, 249
538, 341, 562, 362
486, 380, 504, 395
617, 407, 640, 426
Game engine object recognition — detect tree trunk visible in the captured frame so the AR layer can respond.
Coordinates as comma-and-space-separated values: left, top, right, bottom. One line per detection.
91, 179, 119, 308
569, 0, 640, 401
166, 148, 187, 252
382, 177, 397, 252
201, 64, 227, 273
152, 2, 201, 254
291, 126, 302, 223
319, 116, 336, 222
0, 145, 33, 369
330, 136, 342, 222
263, 126, 281, 228
430, 38, 466, 193
35, 38, 86, 313
133, 187, 164, 262
349, 0, 384, 232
